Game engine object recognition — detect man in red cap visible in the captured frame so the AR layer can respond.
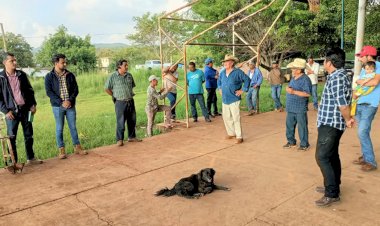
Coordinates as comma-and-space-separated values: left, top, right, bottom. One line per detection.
353, 45, 380, 171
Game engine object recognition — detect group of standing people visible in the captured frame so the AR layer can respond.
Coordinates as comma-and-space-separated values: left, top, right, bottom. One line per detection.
281, 46, 380, 207
0, 52, 88, 167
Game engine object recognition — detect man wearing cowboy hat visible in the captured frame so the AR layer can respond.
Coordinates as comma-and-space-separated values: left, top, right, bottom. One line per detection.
352, 45, 380, 171
283, 58, 312, 151
217, 54, 250, 144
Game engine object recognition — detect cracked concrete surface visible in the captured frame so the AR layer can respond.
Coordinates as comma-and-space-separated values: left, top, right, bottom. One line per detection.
0, 108, 379, 225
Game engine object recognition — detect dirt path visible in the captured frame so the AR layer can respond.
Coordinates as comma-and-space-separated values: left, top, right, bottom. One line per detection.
0, 108, 379, 226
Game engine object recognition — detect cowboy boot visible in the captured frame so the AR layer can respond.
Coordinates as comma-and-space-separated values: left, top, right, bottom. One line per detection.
59, 147, 67, 159
74, 144, 88, 155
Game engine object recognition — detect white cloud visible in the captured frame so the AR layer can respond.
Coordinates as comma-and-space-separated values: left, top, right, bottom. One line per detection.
1, 0, 188, 48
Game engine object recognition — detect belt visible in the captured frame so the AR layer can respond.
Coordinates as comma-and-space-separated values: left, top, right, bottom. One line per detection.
116, 99, 133, 102
358, 103, 370, 106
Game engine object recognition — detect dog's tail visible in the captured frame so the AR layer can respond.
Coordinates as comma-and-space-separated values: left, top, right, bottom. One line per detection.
155, 187, 176, 197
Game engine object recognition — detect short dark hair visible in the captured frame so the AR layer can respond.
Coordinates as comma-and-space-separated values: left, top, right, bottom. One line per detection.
364, 61, 376, 70
116, 59, 128, 69
189, 62, 196, 67
325, 47, 345, 69
1, 51, 15, 64
52, 54, 66, 64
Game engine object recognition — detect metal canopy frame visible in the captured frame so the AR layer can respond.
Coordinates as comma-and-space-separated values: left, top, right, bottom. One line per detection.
158, 0, 293, 128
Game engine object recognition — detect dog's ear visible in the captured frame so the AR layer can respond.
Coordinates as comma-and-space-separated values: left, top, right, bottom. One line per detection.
210, 168, 215, 177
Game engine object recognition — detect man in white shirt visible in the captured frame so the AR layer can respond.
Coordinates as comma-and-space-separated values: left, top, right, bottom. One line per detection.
306, 56, 320, 110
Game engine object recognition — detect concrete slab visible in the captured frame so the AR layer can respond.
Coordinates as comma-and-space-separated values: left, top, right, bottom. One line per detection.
0, 109, 379, 225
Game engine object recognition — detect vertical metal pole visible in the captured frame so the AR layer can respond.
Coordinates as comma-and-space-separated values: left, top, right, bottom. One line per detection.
353, 0, 366, 87
232, 23, 235, 56
183, 45, 189, 128
158, 19, 164, 71
0, 23, 7, 52
341, 0, 344, 49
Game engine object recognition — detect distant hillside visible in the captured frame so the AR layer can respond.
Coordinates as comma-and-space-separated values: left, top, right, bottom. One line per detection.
94, 43, 128, 49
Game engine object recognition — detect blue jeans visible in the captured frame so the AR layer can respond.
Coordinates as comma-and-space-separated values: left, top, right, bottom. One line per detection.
167, 92, 177, 119
311, 84, 318, 109
271, 85, 282, 109
356, 104, 378, 167
315, 125, 344, 198
52, 106, 80, 148
189, 94, 209, 119
285, 112, 309, 147
246, 86, 260, 111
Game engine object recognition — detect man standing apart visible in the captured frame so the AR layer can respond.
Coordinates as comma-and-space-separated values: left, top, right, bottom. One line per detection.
352, 46, 380, 171
246, 60, 263, 115
45, 54, 87, 159
306, 56, 320, 110
187, 62, 211, 123
204, 58, 221, 117
268, 60, 284, 112
283, 58, 312, 151
105, 59, 142, 146
315, 47, 353, 207
0, 52, 42, 165
217, 54, 250, 144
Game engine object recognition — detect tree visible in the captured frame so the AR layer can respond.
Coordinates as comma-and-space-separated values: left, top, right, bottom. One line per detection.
0, 32, 34, 67
127, 12, 197, 63
36, 25, 96, 73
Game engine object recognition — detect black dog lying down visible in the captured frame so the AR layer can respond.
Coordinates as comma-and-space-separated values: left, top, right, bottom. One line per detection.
155, 168, 230, 199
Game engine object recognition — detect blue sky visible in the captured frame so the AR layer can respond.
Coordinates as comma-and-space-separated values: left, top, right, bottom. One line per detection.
0, 0, 187, 48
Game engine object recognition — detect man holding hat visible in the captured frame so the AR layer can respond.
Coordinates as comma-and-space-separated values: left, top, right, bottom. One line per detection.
352, 45, 380, 171
217, 54, 250, 144
145, 75, 173, 137
283, 58, 312, 151
204, 57, 221, 117
268, 60, 284, 112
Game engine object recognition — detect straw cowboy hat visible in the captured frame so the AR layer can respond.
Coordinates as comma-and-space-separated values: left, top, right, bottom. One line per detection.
221, 54, 239, 63
286, 58, 306, 69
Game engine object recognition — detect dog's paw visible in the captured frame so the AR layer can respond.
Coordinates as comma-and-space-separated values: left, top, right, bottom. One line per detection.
226, 187, 231, 191
193, 193, 204, 199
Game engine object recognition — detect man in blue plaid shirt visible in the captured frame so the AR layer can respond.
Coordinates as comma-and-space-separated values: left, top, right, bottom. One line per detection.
283, 58, 312, 151
315, 48, 354, 207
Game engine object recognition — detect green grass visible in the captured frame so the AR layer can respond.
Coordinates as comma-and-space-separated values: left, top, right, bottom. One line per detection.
2, 69, 324, 166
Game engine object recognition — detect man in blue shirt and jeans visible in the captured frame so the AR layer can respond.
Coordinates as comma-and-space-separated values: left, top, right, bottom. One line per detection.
246, 60, 263, 115
283, 58, 312, 151
187, 62, 211, 123
315, 47, 353, 207
217, 54, 250, 144
352, 45, 380, 172
204, 58, 221, 117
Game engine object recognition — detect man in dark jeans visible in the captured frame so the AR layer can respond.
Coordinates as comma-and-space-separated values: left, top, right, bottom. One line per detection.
204, 58, 221, 117
186, 62, 211, 123
315, 47, 354, 207
105, 59, 142, 146
0, 51, 42, 165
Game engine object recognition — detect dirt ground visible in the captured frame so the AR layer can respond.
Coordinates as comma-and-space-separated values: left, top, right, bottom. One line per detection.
0, 107, 379, 226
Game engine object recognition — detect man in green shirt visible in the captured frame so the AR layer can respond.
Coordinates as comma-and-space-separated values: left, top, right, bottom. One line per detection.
105, 59, 142, 146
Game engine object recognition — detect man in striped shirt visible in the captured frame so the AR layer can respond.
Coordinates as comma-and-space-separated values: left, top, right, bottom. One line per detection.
105, 59, 142, 146
315, 47, 354, 207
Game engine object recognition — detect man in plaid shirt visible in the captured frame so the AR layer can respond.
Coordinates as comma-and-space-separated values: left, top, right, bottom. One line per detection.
315, 47, 354, 207
45, 54, 87, 159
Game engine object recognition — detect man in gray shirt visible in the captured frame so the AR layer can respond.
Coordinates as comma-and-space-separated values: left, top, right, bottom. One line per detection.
105, 59, 142, 146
